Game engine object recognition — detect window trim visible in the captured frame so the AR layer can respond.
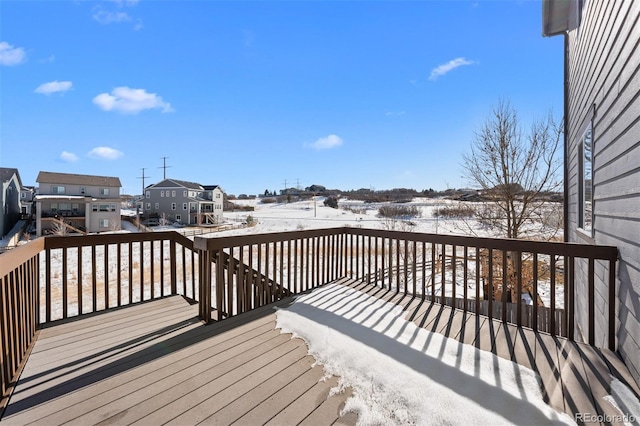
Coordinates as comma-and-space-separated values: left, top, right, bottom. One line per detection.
577, 118, 594, 238
51, 185, 65, 195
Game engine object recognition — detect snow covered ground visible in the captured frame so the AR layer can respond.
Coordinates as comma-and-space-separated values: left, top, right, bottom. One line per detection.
276, 283, 575, 425
219, 197, 470, 236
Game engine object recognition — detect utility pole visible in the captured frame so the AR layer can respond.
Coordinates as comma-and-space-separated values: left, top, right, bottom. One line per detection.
296, 178, 301, 190
137, 168, 150, 195
159, 157, 172, 179
283, 179, 288, 192
136, 167, 150, 230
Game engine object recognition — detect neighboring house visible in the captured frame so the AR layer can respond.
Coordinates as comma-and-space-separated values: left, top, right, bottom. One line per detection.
144, 179, 224, 225
35, 171, 122, 236
0, 168, 23, 237
20, 185, 35, 219
544, 0, 640, 386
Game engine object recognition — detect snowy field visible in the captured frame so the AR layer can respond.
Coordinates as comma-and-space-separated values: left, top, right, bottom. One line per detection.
214, 197, 565, 310
218, 197, 477, 236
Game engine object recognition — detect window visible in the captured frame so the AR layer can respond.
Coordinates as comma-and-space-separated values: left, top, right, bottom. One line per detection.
216, 193, 221, 199
146, 202, 151, 210
51, 186, 65, 194
183, 190, 187, 197
72, 204, 79, 212
51, 203, 58, 212
59, 203, 71, 211
21, 192, 26, 199
80, 186, 86, 194
172, 191, 176, 197
92, 204, 98, 212
100, 188, 109, 196
183, 203, 187, 210
176, 214, 181, 221
155, 203, 159, 209
171, 203, 176, 210
161, 191, 164, 197
578, 123, 593, 233
99, 219, 110, 228
146, 191, 150, 199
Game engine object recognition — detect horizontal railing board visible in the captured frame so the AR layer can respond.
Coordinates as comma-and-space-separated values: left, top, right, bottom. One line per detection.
345, 227, 618, 260
0, 239, 44, 278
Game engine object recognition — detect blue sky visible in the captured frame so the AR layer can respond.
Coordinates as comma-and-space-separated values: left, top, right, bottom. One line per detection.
1, 0, 563, 196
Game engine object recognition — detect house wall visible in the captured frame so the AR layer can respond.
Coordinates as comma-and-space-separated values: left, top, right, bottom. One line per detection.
39, 183, 119, 198
146, 185, 193, 223
567, 0, 640, 385
208, 187, 224, 223
36, 181, 121, 235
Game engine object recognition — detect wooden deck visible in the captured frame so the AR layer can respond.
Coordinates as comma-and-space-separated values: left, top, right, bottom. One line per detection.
3, 278, 639, 425
1, 295, 355, 425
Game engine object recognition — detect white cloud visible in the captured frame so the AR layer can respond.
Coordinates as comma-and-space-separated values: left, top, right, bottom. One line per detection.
0, 41, 26, 66
93, 87, 174, 114
60, 151, 79, 162
429, 57, 475, 80
35, 80, 73, 95
88, 146, 124, 160
93, 10, 131, 24
40, 55, 55, 64
308, 134, 344, 150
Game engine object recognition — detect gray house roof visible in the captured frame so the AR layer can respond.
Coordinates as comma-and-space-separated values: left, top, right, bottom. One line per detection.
203, 185, 222, 191
37, 171, 122, 187
148, 179, 203, 190
0, 168, 22, 186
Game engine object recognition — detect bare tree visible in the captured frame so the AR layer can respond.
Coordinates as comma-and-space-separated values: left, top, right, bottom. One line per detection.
51, 218, 69, 236
462, 99, 563, 239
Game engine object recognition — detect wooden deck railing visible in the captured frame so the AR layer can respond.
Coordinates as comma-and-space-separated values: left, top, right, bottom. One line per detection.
1, 227, 619, 414
0, 239, 43, 412
195, 227, 618, 349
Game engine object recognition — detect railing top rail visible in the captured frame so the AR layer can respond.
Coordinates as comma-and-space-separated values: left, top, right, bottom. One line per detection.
194, 227, 346, 250
0, 238, 45, 277
43, 231, 194, 250
344, 228, 618, 260
195, 226, 617, 262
